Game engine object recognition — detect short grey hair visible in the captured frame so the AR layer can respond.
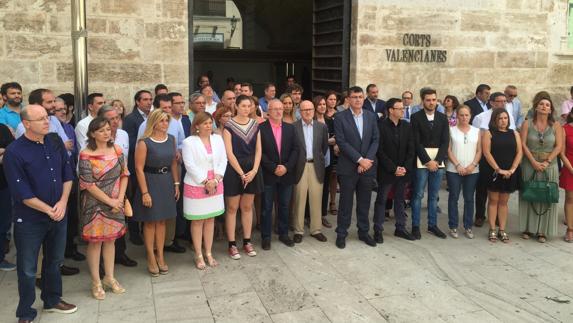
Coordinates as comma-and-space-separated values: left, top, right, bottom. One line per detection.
97, 105, 116, 118
189, 93, 205, 104
20, 105, 30, 120
54, 97, 65, 104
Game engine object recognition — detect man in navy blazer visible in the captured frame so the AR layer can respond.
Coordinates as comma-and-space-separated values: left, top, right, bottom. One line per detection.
122, 90, 152, 247
259, 99, 299, 250
362, 84, 386, 119
464, 84, 491, 124
334, 86, 380, 249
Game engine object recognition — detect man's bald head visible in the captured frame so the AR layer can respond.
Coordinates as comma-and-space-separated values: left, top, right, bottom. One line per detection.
21, 104, 50, 137
299, 100, 315, 123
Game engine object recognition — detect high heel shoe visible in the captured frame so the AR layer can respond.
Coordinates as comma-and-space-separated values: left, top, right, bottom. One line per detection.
91, 281, 105, 300
102, 278, 126, 294
205, 253, 218, 267
157, 262, 169, 275
147, 264, 160, 277
195, 254, 206, 270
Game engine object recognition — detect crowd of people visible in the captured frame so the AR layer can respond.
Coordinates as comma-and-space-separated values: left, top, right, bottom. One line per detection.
0, 77, 572, 323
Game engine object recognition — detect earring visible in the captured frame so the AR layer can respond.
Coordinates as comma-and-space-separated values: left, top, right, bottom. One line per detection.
196, 129, 199, 133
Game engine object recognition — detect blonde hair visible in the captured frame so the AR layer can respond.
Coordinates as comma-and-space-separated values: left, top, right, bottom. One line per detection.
141, 109, 171, 140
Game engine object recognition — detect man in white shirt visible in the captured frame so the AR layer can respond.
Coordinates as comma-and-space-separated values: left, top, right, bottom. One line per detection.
75, 93, 105, 151
504, 85, 523, 128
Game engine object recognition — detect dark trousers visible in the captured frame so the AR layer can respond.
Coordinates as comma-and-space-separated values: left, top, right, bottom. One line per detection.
0, 187, 12, 262
126, 174, 140, 238
176, 167, 190, 239
335, 174, 375, 238
15, 217, 67, 321
321, 165, 333, 217
373, 179, 407, 232
475, 167, 488, 221
65, 179, 79, 254
261, 183, 293, 240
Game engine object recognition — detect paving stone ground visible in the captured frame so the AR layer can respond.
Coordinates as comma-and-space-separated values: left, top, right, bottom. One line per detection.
0, 189, 572, 323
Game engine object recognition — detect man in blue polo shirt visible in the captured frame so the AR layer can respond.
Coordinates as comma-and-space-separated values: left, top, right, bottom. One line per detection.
4, 104, 78, 322
0, 82, 23, 133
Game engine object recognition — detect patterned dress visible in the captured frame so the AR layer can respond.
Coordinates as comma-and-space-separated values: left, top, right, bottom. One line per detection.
223, 118, 263, 196
79, 145, 129, 242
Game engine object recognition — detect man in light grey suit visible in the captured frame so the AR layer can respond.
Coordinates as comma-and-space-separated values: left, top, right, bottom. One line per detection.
504, 85, 523, 128
334, 86, 380, 249
292, 100, 329, 243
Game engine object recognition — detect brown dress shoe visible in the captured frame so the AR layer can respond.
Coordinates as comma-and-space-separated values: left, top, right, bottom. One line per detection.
321, 217, 332, 228
44, 300, 77, 314
474, 218, 485, 227
311, 233, 327, 242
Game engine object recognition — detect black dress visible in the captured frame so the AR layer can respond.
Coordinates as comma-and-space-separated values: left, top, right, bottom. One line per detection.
223, 118, 263, 196
482, 129, 520, 193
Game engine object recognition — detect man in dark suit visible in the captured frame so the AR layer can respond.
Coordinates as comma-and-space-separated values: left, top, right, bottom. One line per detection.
410, 88, 449, 240
122, 90, 152, 247
363, 84, 386, 118
464, 84, 491, 124
373, 98, 416, 242
334, 86, 380, 248
292, 100, 329, 243
260, 99, 299, 250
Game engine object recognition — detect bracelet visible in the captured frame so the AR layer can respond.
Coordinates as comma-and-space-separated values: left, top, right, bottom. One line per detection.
174, 182, 180, 185
455, 163, 461, 168
142, 192, 149, 196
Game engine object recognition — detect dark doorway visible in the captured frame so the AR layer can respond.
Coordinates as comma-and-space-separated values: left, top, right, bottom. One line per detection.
189, 0, 350, 98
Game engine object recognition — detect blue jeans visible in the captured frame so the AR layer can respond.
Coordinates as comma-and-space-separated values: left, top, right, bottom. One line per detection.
261, 183, 293, 240
14, 217, 67, 321
412, 168, 444, 227
446, 172, 479, 230
0, 187, 13, 262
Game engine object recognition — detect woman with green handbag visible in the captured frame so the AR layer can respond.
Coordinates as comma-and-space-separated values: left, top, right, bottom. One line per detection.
519, 95, 563, 243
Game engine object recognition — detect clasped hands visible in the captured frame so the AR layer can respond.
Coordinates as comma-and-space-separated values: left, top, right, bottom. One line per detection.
357, 158, 374, 174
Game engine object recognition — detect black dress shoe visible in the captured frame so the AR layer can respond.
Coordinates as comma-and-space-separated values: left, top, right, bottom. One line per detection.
129, 234, 144, 246
115, 254, 138, 267
293, 234, 303, 243
412, 226, 421, 240
65, 250, 86, 261
374, 231, 384, 244
427, 225, 447, 239
394, 229, 416, 241
279, 235, 295, 247
60, 265, 79, 276
359, 235, 377, 247
335, 237, 346, 249
262, 239, 271, 250
474, 218, 485, 227
310, 232, 327, 242
164, 242, 186, 253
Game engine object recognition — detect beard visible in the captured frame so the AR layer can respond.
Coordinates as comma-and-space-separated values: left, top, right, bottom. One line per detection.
7, 98, 21, 106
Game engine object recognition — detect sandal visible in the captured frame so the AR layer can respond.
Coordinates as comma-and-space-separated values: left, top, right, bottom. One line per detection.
158, 262, 169, 275
329, 202, 337, 215
521, 232, 531, 240
147, 264, 160, 277
565, 228, 573, 243
498, 230, 509, 243
102, 278, 126, 294
205, 253, 218, 267
195, 254, 206, 270
91, 281, 106, 300
488, 229, 497, 242
537, 235, 547, 243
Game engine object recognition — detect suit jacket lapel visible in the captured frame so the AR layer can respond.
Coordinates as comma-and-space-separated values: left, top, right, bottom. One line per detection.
295, 121, 306, 158
312, 121, 320, 158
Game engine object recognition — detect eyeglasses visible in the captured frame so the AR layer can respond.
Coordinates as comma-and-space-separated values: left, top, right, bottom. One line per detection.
172, 101, 185, 105
349, 96, 363, 100
402, 97, 412, 100
54, 108, 66, 113
538, 132, 544, 146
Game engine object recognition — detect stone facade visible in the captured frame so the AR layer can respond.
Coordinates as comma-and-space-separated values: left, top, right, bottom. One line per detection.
0, 0, 189, 112
351, 0, 573, 108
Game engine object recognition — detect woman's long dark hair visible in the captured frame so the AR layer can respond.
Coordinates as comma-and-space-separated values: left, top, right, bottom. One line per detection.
86, 117, 114, 151
488, 109, 511, 131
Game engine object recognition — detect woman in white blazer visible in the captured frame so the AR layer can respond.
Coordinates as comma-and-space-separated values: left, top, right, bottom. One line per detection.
182, 112, 227, 269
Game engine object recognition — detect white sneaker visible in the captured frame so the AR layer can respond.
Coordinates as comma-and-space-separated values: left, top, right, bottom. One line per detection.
449, 228, 458, 239
464, 229, 474, 239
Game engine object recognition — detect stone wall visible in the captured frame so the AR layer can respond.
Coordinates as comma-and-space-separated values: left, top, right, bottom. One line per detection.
351, 0, 573, 108
0, 0, 189, 112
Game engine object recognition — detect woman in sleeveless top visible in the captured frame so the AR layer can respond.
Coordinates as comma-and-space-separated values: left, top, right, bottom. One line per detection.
446, 105, 481, 239
482, 109, 522, 243
79, 117, 128, 300
560, 109, 573, 242
133, 109, 179, 276
223, 95, 263, 259
519, 96, 563, 243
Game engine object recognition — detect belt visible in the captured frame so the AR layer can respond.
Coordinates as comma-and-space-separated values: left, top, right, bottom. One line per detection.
144, 166, 171, 174
306, 159, 314, 163
531, 151, 551, 162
